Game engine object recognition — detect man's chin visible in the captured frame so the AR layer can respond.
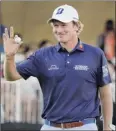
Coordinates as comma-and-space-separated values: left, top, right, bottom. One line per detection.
58, 39, 67, 43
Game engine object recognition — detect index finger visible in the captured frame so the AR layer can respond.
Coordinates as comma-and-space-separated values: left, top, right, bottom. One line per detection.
5, 28, 9, 38
10, 26, 14, 38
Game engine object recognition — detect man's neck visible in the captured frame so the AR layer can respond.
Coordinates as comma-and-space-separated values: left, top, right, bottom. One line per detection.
60, 38, 78, 52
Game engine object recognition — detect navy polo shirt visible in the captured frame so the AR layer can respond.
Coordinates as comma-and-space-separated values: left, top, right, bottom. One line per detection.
17, 40, 111, 123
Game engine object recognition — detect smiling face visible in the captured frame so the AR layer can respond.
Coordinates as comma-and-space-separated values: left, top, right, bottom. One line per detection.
51, 20, 78, 43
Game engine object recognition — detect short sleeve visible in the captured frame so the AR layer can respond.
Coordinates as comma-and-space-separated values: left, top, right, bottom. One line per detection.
97, 49, 112, 87
16, 51, 41, 80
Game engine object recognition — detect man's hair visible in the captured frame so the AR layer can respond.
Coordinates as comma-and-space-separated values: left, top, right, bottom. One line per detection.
38, 39, 51, 49
51, 19, 84, 36
105, 19, 114, 32
73, 20, 84, 36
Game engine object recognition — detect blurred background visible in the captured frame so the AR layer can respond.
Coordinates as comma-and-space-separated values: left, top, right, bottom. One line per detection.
0, 1, 115, 131
0, 1, 115, 44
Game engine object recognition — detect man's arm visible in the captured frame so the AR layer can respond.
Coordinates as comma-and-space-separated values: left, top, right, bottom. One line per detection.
3, 27, 39, 81
99, 84, 113, 130
3, 27, 22, 81
4, 55, 22, 81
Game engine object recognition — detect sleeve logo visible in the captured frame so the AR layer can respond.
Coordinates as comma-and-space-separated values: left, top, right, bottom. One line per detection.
102, 65, 109, 77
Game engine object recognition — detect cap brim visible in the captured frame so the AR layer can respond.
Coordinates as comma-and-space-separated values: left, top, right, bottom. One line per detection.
47, 18, 53, 23
47, 17, 72, 24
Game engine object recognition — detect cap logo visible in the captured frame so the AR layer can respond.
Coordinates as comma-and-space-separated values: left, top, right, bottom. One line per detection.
56, 8, 64, 15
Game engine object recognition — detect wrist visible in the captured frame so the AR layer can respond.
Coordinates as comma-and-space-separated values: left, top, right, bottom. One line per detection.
103, 124, 112, 131
5, 54, 15, 60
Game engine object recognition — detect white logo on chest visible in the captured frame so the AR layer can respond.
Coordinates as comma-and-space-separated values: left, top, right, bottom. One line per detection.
74, 65, 89, 71
48, 65, 59, 70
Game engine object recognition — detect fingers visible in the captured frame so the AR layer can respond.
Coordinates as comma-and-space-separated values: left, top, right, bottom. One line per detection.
2, 33, 7, 42
4, 27, 14, 39
10, 26, 14, 38
5, 28, 9, 38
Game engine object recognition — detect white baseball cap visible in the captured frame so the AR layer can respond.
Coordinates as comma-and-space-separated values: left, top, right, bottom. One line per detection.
47, 4, 79, 23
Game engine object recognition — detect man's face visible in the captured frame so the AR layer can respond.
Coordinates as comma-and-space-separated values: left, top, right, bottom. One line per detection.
51, 21, 78, 43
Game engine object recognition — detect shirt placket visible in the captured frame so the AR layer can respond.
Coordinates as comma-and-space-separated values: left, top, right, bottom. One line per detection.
65, 53, 71, 69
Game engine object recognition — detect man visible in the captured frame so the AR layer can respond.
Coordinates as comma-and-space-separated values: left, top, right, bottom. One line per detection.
3, 4, 113, 130
96, 19, 114, 52
38, 39, 53, 49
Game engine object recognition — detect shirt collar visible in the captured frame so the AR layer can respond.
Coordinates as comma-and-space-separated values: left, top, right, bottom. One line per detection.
55, 39, 84, 52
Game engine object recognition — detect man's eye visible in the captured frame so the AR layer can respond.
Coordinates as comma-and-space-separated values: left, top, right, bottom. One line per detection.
54, 25, 58, 27
62, 24, 66, 26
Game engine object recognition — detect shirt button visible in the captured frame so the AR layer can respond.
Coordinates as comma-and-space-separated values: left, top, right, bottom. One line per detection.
67, 61, 70, 64
67, 54, 69, 56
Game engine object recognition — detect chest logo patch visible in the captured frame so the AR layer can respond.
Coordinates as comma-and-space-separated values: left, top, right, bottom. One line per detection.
48, 65, 59, 70
74, 65, 89, 71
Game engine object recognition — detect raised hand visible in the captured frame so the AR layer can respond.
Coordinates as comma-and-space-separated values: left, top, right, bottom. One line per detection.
3, 27, 22, 57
